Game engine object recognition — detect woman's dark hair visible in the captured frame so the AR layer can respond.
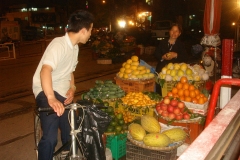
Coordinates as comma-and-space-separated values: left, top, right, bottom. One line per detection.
67, 10, 94, 33
170, 23, 182, 33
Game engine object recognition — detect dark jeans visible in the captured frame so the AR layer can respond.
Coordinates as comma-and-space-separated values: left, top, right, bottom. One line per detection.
36, 91, 70, 160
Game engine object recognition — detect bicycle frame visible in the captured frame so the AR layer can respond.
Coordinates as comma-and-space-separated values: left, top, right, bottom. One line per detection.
35, 103, 86, 160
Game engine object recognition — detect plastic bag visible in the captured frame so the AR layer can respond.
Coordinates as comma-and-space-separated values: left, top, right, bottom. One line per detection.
76, 100, 112, 160
140, 59, 156, 73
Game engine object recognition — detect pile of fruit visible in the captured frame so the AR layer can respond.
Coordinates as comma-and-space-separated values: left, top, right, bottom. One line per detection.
155, 96, 192, 121
167, 76, 209, 104
121, 92, 158, 108
158, 63, 209, 82
128, 115, 187, 147
83, 80, 125, 100
117, 55, 155, 80
102, 105, 135, 134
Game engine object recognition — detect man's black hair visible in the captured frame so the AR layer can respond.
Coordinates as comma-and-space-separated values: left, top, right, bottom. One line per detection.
67, 10, 94, 33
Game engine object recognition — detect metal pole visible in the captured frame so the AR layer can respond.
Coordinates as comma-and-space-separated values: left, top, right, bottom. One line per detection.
70, 106, 77, 158
205, 78, 240, 128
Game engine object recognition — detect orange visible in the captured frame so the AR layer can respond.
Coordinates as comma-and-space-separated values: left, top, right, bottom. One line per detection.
167, 91, 173, 97
178, 89, 184, 97
184, 96, 192, 102
199, 93, 205, 98
173, 94, 179, 98
189, 85, 195, 91
184, 90, 190, 97
192, 97, 198, 104
183, 83, 189, 90
194, 89, 200, 96
189, 90, 196, 98
179, 96, 185, 101
203, 96, 208, 103
172, 87, 178, 94
196, 95, 200, 100
198, 97, 205, 104
176, 83, 183, 89
180, 76, 188, 84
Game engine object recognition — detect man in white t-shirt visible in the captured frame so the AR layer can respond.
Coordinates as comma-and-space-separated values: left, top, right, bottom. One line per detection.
32, 10, 94, 160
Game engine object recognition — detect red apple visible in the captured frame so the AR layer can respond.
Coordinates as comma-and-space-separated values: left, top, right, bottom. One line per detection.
183, 113, 190, 120
177, 101, 185, 109
156, 105, 161, 111
163, 97, 170, 105
170, 99, 178, 107
173, 107, 181, 115
175, 114, 183, 120
168, 113, 176, 120
167, 104, 174, 113
161, 104, 168, 111
157, 109, 163, 115
162, 111, 169, 117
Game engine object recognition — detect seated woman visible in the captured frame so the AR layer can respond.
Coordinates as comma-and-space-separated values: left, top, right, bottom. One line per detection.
154, 23, 188, 95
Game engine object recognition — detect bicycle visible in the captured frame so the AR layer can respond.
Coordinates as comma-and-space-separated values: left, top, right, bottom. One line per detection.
34, 103, 87, 160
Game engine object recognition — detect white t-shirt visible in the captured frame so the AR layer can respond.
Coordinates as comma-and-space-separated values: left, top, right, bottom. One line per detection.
32, 33, 79, 98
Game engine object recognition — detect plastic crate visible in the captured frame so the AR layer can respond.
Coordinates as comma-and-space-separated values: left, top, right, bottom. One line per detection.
161, 81, 177, 97
126, 141, 177, 160
115, 77, 155, 93
106, 133, 127, 160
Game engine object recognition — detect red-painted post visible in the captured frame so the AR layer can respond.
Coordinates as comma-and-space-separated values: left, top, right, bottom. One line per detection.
221, 39, 233, 76
205, 78, 240, 128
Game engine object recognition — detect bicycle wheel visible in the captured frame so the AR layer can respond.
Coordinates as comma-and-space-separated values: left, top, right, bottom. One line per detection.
34, 113, 42, 158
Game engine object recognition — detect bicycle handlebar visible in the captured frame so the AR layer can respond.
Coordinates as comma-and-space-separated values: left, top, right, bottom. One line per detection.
38, 102, 108, 112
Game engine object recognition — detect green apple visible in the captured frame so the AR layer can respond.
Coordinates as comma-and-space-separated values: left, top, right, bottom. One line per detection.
186, 68, 193, 75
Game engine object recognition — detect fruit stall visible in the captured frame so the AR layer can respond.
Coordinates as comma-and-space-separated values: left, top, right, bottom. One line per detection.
80, 55, 213, 160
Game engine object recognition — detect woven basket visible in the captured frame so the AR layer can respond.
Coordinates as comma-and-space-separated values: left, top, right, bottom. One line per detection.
127, 133, 184, 151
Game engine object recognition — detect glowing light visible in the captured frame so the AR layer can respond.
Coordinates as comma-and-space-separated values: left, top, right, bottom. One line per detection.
118, 20, 126, 28
21, 8, 27, 12
232, 22, 236, 26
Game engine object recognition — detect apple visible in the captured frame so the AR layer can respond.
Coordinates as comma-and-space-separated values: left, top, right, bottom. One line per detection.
156, 105, 161, 111
177, 101, 185, 109
162, 111, 169, 117
173, 107, 181, 115
176, 114, 183, 120
183, 113, 190, 120
167, 104, 174, 113
161, 104, 168, 111
170, 99, 178, 107
163, 97, 170, 105
180, 107, 186, 114
157, 109, 163, 115
168, 113, 176, 120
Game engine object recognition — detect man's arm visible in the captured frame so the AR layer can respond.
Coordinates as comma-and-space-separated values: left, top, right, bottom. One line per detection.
64, 73, 76, 105
40, 64, 64, 116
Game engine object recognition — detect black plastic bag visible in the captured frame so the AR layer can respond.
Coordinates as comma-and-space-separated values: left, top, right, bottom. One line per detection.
76, 100, 111, 160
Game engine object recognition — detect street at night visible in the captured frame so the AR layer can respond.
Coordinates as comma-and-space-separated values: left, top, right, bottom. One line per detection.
0, 0, 240, 160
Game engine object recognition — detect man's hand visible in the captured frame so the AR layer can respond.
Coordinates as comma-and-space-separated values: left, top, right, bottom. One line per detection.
48, 97, 65, 116
64, 87, 75, 105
